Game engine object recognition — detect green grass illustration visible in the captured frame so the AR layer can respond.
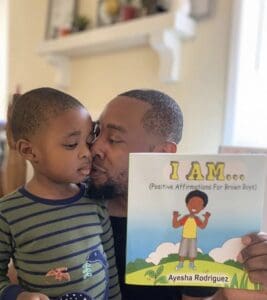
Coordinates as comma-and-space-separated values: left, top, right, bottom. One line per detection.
126, 260, 261, 290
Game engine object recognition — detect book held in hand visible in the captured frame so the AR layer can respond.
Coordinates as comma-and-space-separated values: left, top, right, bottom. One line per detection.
126, 153, 266, 290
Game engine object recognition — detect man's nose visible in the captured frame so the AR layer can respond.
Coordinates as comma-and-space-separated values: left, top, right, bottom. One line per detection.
91, 137, 105, 159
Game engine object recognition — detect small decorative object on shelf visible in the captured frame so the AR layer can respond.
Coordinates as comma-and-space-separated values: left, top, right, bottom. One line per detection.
45, 0, 77, 39
97, 0, 121, 26
72, 15, 90, 32
141, 0, 158, 15
119, 0, 140, 21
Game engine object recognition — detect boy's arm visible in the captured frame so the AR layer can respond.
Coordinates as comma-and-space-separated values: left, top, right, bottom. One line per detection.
195, 212, 211, 229
98, 202, 121, 299
173, 212, 187, 228
0, 212, 25, 299
0, 213, 48, 300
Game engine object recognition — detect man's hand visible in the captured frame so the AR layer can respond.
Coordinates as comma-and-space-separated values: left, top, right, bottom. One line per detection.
211, 233, 267, 300
238, 232, 267, 287
17, 291, 49, 300
219, 289, 267, 300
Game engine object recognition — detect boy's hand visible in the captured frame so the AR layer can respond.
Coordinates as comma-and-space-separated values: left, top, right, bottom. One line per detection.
203, 211, 211, 219
6, 93, 20, 150
173, 211, 180, 218
17, 291, 49, 300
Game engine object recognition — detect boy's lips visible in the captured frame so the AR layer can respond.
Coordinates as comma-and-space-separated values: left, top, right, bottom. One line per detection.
78, 164, 91, 176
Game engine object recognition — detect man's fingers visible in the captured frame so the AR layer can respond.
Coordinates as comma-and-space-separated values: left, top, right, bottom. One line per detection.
241, 242, 267, 263
238, 232, 267, 288
243, 254, 267, 272
248, 270, 267, 287
240, 235, 267, 262
222, 288, 267, 300
242, 233, 267, 246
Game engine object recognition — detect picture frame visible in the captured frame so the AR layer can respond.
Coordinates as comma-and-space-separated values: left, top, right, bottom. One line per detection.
45, 0, 78, 39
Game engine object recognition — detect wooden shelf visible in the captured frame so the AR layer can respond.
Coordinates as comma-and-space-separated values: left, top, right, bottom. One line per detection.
38, 11, 195, 88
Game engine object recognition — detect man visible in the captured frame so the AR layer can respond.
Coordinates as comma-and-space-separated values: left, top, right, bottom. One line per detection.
4, 89, 267, 299
87, 89, 267, 299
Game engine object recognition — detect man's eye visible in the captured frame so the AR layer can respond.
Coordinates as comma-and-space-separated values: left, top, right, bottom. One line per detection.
63, 143, 77, 149
109, 138, 122, 144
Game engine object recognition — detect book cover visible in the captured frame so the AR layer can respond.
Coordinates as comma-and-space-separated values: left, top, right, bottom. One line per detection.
125, 153, 266, 290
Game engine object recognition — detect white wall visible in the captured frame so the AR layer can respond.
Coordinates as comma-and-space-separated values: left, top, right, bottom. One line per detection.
8, 0, 233, 154
0, 0, 8, 121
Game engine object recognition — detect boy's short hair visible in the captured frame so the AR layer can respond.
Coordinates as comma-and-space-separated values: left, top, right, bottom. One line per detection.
185, 190, 208, 207
11, 87, 84, 142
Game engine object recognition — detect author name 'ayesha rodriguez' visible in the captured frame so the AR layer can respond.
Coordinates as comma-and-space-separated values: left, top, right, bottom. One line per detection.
168, 273, 229, 284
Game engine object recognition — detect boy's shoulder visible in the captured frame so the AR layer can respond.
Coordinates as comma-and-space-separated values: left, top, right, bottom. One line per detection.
0, 189, 22, 208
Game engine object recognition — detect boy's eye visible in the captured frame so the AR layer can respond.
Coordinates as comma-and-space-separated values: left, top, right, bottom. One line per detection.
63, 143, 77, 149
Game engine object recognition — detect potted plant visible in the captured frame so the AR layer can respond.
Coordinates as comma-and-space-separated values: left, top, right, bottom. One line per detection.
72, 15, 90, 32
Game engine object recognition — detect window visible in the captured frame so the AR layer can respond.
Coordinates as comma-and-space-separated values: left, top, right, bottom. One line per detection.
0, 0, 8, 122
224, 0, 267, 148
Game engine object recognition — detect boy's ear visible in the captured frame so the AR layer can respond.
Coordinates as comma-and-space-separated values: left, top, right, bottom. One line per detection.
153, 141, 177, 153
16, 139, 37, 162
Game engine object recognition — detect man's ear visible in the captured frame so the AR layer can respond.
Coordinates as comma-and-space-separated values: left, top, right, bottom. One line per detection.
16, 139, 37, 162
153, 142, 177, 153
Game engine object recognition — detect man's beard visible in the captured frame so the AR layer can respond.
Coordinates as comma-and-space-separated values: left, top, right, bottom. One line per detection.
86, 177, 127, 200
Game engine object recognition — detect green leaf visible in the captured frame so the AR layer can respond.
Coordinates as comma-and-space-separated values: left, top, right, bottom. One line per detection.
145, 269, 156, 278
155, 265, 164, 278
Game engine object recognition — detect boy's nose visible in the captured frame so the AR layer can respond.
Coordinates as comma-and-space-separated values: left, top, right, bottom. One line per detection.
79, 144, 92, 159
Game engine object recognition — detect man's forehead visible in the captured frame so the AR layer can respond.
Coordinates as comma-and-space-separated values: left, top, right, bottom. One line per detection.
100, 96, 151, 120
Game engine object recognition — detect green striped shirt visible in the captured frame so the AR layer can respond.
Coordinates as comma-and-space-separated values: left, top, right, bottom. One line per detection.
0, 184, 120, 299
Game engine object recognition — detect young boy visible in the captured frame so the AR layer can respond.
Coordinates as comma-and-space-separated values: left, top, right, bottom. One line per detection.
172, 189, 211, 270
0, 88, 120, 300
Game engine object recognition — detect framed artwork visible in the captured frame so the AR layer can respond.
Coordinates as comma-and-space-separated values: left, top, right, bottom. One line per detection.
45, 0, 78, 39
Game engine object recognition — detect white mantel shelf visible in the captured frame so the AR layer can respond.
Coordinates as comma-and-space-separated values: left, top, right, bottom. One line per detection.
38, 12, 196, 88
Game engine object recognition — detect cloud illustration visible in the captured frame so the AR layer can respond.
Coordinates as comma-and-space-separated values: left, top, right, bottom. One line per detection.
145, 242, 180, 265
209, 237, 244, 263
146, 242, 202, 265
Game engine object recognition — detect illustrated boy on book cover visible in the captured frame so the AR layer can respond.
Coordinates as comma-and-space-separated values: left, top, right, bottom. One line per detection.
172, 190, 211, 270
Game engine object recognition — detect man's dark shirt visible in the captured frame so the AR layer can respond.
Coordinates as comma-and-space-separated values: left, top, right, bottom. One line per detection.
110, 216, 218, 300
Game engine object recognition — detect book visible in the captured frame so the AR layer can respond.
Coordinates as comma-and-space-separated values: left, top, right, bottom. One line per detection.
218, 146, 267, 232
125, 153, 266, 290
